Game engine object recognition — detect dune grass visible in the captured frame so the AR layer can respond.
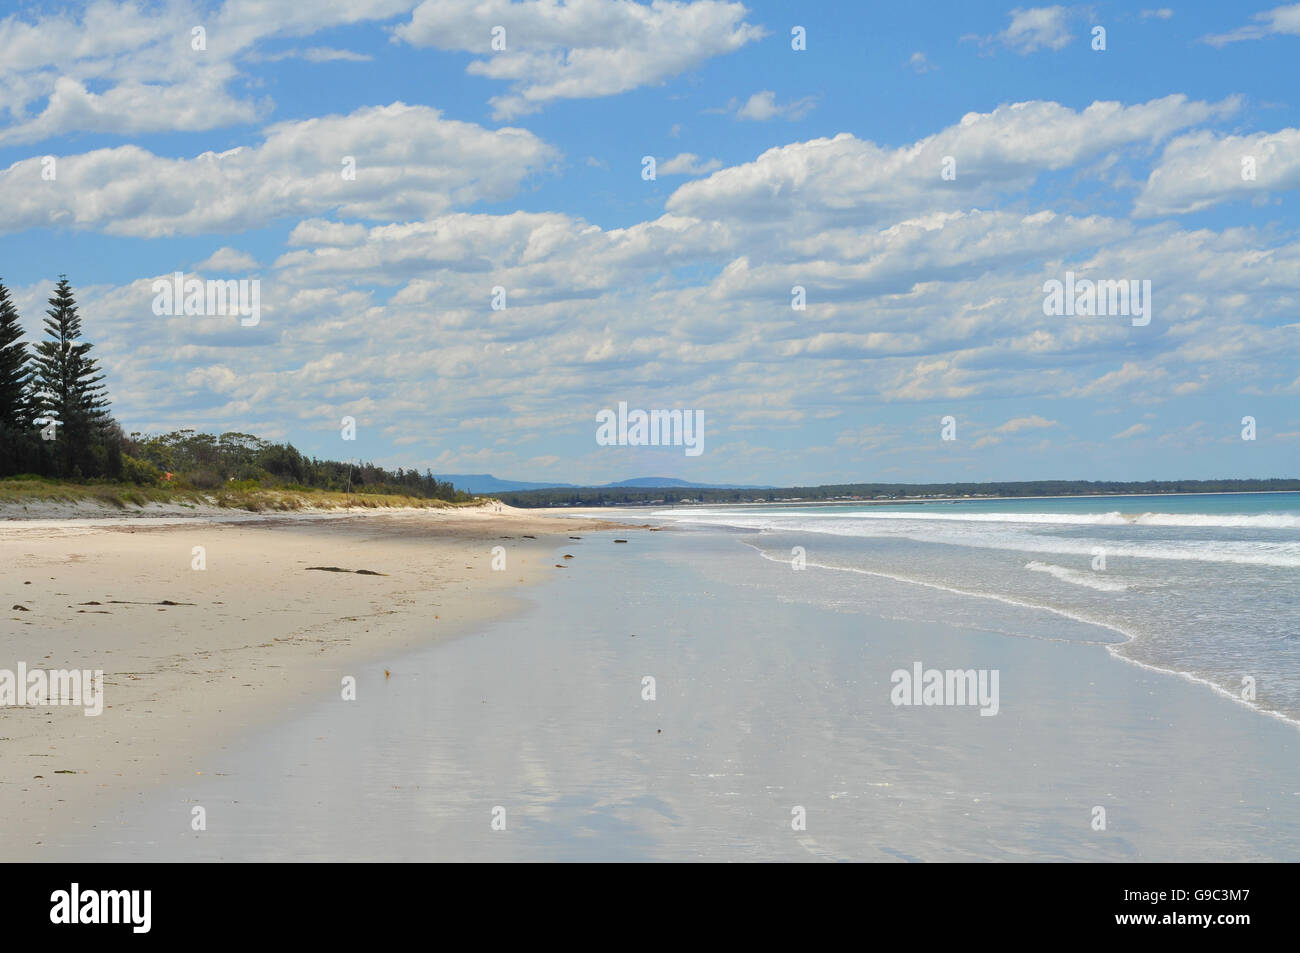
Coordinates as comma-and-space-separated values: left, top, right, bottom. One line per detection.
0, 476, 487, 513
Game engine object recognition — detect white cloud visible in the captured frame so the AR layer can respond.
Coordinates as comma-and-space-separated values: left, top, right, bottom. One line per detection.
667, 96, 1238, 226
908, 52, 936, 73
0, 103, 557, 237
287, 219, 371, 247
194, 247, 261, 272
967, 6, 1074, 54
0, 0, 418, 145
1112, 423, 1151, 439
659, 153, 723, 176
995, 415, 1058, 433
734, 90, 816, 121
256, 47, 374, 63
1004, 6, 1073, 52
1136, 127, 1300, 216
394, 0, 764, 118
0, 71, 264, 147
1204, 3, 1300, 46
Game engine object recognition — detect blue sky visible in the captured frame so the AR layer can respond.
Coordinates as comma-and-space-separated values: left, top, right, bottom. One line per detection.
1, 0, 1298, 485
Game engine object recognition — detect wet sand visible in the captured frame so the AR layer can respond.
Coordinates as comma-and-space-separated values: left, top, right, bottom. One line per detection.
23, 526, 1300, 862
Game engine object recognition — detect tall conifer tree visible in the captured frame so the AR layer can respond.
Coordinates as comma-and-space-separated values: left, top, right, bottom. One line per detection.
32, 277, 110, 475
0, 279, 36, 475
0, 279, 31, 426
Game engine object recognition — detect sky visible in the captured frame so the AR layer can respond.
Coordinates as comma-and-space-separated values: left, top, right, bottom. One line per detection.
1, 0, 1298, 487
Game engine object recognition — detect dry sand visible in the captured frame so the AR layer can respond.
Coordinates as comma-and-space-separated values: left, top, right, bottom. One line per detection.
0, 504, 632, 858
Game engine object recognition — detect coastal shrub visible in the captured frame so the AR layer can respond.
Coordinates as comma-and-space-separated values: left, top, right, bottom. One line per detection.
182, 469, 223, 490
120, 454, 162, 485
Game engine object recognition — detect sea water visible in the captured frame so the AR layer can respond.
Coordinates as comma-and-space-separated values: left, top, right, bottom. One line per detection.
652, 492, 1300, 726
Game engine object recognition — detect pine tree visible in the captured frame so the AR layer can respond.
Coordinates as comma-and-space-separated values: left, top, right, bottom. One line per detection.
0, 278, 38, 476
32, 277, 111, 476
0, 279, 32, 428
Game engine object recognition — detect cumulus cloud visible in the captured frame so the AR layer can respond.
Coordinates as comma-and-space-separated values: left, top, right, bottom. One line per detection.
0, 103, 557, 236
1136, 127, 1300, 216
394, 0, 763, 118
667, 96, 1239, 227
0, 0, 418, 144
966, 6, 1074, 54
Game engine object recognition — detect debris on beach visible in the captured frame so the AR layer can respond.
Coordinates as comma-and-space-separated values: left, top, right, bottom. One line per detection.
305, 566, 387, 576
103, 599, 196, 606
11, 604, 29, 611
614, 539, 628, 543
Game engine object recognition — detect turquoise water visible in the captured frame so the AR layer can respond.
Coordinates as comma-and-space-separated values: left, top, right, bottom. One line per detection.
695, 490, 1300, 519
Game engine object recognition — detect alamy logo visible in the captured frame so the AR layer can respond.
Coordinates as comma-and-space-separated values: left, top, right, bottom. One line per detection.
50, 884, 151, 933
152, 272, 260, 326
0, 663, 103, 716
1043, 271, 1150, 326
890, 662, 1000, 716
595, 401, 703, 456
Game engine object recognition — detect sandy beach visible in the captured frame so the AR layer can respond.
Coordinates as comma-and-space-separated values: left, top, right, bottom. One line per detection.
14, 518, 1298, 863
0, 503, 631, 859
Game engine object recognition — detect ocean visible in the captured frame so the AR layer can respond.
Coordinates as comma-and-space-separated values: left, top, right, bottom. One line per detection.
650, 492, 1300, 726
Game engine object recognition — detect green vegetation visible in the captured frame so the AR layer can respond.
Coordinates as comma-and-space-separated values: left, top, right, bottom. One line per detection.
493, 479, 1300, 508
0, 473, 477, 512
120, 428, 469, 501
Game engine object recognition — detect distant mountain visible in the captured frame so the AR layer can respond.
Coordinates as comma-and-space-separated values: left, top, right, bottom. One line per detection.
434, 474, 575, 493
437, 474, 771, 493
599, 477, 772, 489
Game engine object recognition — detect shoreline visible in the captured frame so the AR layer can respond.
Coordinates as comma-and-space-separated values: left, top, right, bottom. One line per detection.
0, 506, 633, 859
638, 489, 1300, 510
41, 524, 1300, 862
742, 539, 1300, 733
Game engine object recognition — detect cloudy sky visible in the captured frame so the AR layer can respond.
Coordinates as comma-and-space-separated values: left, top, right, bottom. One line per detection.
1, 0, 1298, 486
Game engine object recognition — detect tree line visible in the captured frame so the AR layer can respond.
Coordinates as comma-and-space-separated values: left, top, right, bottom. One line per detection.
494, 478, 1300, 507
0, 277, 468, 501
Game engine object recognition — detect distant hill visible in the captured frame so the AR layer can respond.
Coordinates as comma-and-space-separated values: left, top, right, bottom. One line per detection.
434, 474, 576, 493
600, 477, 772, 489
436, 474, 772, 494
